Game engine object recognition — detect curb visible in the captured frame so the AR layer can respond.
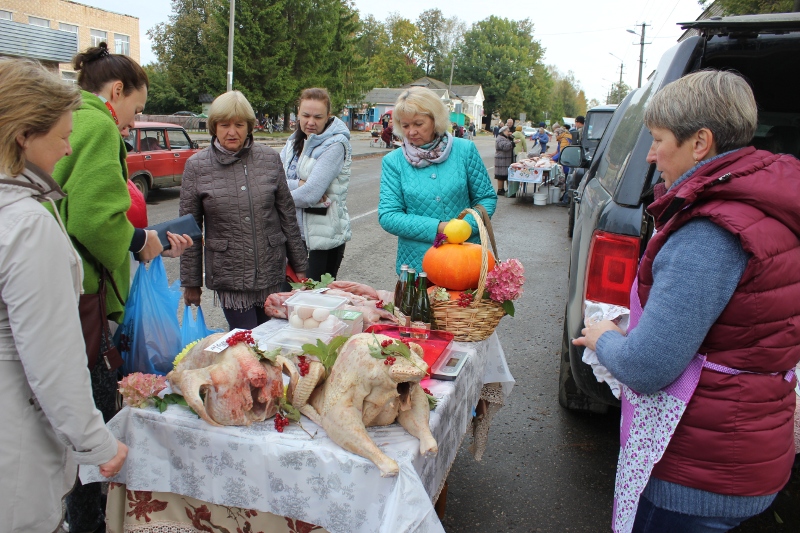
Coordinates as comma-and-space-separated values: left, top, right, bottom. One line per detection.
352, 151, 388, 161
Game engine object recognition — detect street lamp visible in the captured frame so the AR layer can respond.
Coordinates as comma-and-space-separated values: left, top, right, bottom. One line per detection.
627, 24, 650, 88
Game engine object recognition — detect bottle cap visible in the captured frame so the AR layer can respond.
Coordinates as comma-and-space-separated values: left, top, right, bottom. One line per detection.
419, 272, 427, 277
400, 264, 408, 270
408, 268, 416, 274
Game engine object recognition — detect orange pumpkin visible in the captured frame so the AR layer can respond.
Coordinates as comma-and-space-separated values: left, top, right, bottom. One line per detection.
422, 243, 495, 290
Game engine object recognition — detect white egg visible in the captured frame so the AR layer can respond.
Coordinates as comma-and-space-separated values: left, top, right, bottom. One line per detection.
303, 318, 320, 329
289, 314, 304, 329
321, 316, 338, 327
296, 306, 313, 320
318, 321, 334, 332
311, 308, 330, 322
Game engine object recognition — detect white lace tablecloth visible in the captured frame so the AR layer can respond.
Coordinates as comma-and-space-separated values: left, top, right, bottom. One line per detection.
81, 332, 514, 533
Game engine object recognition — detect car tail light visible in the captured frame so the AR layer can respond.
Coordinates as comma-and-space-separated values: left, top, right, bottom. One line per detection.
584, 231, 640, 308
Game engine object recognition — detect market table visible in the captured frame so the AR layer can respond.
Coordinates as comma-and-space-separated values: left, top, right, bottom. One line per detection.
81, 329, 514, 533
507, 162, 563, 200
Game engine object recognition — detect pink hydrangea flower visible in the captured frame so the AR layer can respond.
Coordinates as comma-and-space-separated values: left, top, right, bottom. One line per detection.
118, 373, 167, 408
485, 259, 525, 303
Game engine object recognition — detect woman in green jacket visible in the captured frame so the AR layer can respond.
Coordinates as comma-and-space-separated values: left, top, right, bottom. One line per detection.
51, 42, 191, 533
378, 87, 496, 274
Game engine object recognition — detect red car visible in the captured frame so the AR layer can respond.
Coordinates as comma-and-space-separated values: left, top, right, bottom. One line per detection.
125, 122, 200, 200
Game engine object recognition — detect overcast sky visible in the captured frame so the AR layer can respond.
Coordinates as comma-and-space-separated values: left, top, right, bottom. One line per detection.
79, 0, 705, 103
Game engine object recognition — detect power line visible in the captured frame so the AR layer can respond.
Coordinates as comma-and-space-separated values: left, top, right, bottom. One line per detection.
536, 26, 630, 36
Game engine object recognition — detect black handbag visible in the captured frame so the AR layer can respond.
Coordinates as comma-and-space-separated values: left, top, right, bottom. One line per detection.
79, 269, 124, 371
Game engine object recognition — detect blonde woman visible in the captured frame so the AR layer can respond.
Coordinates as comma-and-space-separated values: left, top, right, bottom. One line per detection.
181, 91, 307, 329
0, 58, 127, 533
378, 86, 496, 273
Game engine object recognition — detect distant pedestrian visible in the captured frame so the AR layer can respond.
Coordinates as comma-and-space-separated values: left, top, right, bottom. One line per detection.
572, 115, 584, 145
494, 126, 514, 195
468, 122, 475, 140
512, 125, 527, 161
493, 124, 499, 137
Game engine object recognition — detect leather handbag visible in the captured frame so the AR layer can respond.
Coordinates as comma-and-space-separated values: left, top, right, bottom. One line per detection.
79, 269, 124, 371
135, 214, 202, 260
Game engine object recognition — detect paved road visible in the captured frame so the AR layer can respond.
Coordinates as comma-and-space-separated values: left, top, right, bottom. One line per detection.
143, 135, 794, 532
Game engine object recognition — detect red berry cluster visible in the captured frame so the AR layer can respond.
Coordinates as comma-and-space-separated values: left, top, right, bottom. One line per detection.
375, 300, 385, 309
226, 330, 255, 347
423, 387, 432, 396
297, 355, 310, 376
380, 339, 393, 348
383, 356, 396, 366
457, 292, 474, 308
274, 413, 289, 432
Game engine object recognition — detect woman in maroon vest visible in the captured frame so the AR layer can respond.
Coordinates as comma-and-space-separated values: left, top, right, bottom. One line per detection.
574, 70, 800, 532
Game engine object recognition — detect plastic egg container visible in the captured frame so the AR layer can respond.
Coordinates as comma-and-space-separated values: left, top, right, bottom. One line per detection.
284, 291, 349, 334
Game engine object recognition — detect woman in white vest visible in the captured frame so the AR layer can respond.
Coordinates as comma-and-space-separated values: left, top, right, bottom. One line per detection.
280, 88, 352, 280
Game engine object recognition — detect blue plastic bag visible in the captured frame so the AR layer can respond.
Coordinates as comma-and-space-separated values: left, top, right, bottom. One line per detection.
180, 304, 221, 347
119, 256, 183, 376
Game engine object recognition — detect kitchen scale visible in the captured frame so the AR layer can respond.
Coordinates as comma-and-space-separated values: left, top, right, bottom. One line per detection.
429, 346, 470, 381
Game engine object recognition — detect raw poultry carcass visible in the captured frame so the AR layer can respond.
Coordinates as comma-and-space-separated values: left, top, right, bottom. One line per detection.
303, 333, 438, 477
167, 334, 289, 426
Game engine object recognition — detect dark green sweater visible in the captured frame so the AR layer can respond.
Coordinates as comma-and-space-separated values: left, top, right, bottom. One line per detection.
50, 91, 133, 322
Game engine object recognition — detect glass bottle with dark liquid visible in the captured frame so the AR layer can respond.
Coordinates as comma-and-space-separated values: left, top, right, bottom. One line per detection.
393, 264, 408, 308
411, 272, 432, 338
399, 268, 416, 336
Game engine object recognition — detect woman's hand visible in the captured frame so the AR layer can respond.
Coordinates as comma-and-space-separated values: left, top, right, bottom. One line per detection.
162, 232, 193, 258
572, 320, 623, 352
99, 440, 128, 478
437, 221, 447, 233
184, 286, 202, 306
138, 230, 165, 262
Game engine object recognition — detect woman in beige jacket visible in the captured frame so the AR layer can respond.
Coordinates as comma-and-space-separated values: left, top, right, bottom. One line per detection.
0, 59, 126, 533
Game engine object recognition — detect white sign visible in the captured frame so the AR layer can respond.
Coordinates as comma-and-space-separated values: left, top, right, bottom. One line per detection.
206, 328, 248, 353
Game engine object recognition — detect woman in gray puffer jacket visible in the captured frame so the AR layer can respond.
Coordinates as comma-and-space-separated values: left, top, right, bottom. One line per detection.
181, 91, 307, 329
280, 88, 352, 281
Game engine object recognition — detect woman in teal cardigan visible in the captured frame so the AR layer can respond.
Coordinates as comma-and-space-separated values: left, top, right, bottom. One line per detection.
378, 87, 496, 274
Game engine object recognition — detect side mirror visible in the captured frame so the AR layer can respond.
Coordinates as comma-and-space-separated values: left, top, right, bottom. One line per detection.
559, 145, 584, 168
192, 141, 199, 149
124, 140, 134, 153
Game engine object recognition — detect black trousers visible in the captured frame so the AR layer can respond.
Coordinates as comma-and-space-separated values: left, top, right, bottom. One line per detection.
306, 243, 346, 281
223, 305, 270, 330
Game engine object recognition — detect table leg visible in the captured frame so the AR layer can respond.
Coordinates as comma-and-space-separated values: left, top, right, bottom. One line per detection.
434, 480, 449, 520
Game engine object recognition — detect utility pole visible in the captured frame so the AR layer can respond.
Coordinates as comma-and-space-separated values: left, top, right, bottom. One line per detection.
627, 23, 651, 88
226, 0, 235, 91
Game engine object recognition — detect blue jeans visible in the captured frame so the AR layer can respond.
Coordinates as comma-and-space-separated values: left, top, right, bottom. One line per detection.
633, 497, 746, 533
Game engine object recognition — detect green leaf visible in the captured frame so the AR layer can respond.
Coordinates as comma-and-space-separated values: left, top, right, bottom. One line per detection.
501, 300, 515, 317
279, 398, 302, 422
319, 273, 334, 287
773, 510, 784, 524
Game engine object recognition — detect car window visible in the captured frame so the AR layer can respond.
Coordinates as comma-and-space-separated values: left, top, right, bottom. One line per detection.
125, 129, 138, 152
140, 130, 167, 151
167, 129, 192, 150
585, 112, 613, 141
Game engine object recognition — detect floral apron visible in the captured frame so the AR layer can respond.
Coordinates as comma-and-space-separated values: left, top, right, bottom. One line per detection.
612, 278, 795, 533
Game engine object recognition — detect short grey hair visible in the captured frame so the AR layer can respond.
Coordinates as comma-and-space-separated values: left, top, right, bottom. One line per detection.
207, 90, 256, 135
392, 87, 451, 137
644, 70, 757, 153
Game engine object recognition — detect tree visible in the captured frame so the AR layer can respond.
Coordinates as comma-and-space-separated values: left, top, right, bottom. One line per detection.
607, 81, 631, 105
698, 0, 798, 14
453, 16, 548, 121
587, 98, 601, 109
148, 0, 222, 112
417, 9, 445, 76
546, 69, 587, 120
142, 63, 190, 114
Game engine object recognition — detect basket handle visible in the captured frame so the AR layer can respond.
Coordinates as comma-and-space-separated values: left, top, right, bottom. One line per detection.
472, 204, 499, 260
456, 207, 495, 307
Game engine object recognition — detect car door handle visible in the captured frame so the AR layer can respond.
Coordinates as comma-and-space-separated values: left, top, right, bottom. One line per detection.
144, 155, 151, 160
174, 153, 181, 157
572, 191, 582, 204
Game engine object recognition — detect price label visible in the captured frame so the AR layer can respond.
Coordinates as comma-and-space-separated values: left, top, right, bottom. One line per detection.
205, 328, 248, 353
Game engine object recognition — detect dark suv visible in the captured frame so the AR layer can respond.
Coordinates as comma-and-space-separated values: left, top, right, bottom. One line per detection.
558, 13, 800, 412
566, 104, 617, 237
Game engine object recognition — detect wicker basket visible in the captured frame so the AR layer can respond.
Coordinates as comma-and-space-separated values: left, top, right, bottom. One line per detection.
430, 207, 505, 342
